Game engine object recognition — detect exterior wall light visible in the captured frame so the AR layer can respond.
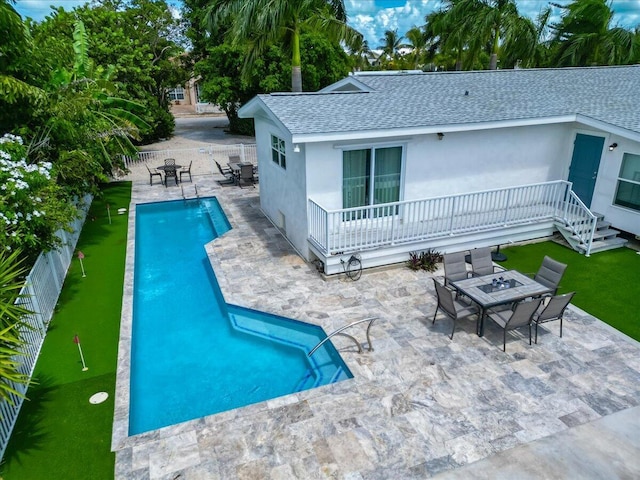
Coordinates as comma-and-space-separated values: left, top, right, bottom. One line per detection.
608, 143, 617, 151
293, 144, 300, 153
437, 132, 444, 140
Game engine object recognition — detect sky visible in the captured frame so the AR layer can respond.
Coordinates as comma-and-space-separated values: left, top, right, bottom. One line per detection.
13, 0, 640, 48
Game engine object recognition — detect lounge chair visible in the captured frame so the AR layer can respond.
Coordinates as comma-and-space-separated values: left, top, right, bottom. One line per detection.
470, 247, 505, 277
533, 292, 575, 343
432, 278, 479, 339
487, 298, 543, 351
145, 164, 162, 185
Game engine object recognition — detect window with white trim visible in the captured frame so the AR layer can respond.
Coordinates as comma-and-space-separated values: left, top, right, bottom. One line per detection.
168, 87, 185, 101
614, 152, 640, 211
271, 135, 286, 169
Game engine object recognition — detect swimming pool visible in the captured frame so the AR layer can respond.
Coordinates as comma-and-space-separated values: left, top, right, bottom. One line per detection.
129, 198, 352, 435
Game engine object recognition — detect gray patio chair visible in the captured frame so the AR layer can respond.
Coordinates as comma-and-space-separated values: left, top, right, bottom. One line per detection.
145, 164, 162, 185
470, 247, 505, 277
238, 163, 255, 188
533, 292, 575, 343
487, 298, 543, 351
443, 251, 470, 286
228, 154, 241, 165
533, 256, 567, 295
432, 278, 479, 339
215, 161, 235, 184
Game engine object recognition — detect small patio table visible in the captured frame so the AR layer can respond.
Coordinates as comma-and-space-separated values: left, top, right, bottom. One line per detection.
451, 270, 552, 337
228, 162, 254, 185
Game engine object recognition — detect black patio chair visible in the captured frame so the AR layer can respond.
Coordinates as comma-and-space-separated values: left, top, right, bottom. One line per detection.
533, 292, 575, 343
487, 298, 543, 351
432, 278, 479, 339
164, 158, 176, 166
179, 161, 192, 183
164, 168, 178, 187
145, 164, 162, 185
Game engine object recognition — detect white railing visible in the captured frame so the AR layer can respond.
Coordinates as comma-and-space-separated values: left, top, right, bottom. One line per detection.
0, 194, 91, 458
563, 190, 598, 256
121, 144, 257, 169
309, 180, 591, 255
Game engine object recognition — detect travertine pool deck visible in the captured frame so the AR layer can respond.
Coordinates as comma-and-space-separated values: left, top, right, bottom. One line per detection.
113, 174, 640, 479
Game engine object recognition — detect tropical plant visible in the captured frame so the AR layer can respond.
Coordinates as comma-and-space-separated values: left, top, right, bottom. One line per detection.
549, 0, 638, 66
404, 26, 428, 69
407, 249, 442, 272
424, 6, 467, 70
429, 0, 537, 69
0, 249, 33, 404
205, 0, 360, 92
378, 28, 404, 63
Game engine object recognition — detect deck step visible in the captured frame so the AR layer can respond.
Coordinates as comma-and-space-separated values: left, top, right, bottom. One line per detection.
576, 237, 628, 254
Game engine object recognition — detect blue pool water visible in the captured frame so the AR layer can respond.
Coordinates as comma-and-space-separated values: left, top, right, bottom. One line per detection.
130, 198, 352, 435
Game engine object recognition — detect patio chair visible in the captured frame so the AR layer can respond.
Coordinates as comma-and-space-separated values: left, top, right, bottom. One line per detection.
432, 278, 479, 339
533, 292, 575, 343
470, 247, 505, 277
228, 154, 241, 165
164, 168, 178, 187
215, 161, 235, 184
145, 164, 162, 185
238, 163, 255, 188
179, 161, 192, 183
486, 298, 543, 351
164, 158, 176, 166
443, 251, 470, 286
533, 256, 567, 295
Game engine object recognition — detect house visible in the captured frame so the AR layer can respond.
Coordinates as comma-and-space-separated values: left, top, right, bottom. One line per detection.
238, 66, 640, 275
167, 78, 219, 114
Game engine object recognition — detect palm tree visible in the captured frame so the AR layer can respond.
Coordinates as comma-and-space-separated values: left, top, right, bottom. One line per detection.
424, 5, 467, 70
347, 34, 371, 71
550, 0, 638, 66
378, 28, 404, 62
404, 26, 428, 69
206, 0, 358, 92
445, 0, 537, 69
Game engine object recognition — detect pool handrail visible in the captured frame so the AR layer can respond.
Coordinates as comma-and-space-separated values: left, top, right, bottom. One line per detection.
307, 317, 377, 357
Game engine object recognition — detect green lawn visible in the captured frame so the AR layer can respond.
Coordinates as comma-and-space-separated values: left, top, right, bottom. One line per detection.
1, 182, 131, 480
497, 241, 640, 341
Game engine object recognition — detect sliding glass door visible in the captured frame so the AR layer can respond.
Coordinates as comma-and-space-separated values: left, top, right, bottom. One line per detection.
342, 146, 402, 219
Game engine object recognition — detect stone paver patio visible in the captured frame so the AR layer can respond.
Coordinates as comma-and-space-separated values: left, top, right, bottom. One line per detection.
113, 172, 640, 479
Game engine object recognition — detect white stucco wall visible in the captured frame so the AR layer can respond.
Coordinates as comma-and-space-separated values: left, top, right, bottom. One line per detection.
590, 135, 640, 236
253, 113, 310, 257
306, 123, 576, 210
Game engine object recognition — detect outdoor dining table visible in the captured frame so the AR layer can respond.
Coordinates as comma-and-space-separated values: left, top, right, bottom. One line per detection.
228, 162, 254, 184
451, 270, 552, 337
156, 164, 182, 172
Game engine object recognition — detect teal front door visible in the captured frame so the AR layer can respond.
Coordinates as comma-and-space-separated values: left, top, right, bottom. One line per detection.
568, 133, 605, 207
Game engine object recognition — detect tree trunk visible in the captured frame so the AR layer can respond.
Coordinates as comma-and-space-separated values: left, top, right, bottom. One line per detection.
489, 53, 498, 70
292, 66, 302, 92
291, 26, 302, 92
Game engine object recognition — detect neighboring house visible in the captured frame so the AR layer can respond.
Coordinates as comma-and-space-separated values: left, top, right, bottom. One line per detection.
238, 66, 640, 275
168, 78, 219, 114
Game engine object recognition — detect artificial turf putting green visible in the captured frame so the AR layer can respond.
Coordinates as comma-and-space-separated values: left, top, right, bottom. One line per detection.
496, 241, 640, 341
1, 182, 131, 480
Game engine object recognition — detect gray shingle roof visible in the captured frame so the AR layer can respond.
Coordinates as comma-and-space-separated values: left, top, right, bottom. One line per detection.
250, 65, 640, 137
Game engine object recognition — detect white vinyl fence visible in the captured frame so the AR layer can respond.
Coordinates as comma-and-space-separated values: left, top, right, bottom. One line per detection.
0, 194, 92, 458
122, 143, 257, 171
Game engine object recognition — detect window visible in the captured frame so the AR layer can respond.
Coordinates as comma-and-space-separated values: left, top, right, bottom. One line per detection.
614, 153, 640, 211
168, 87, 185, 101
342, 146, 402, 219
271, 135, 286, 169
